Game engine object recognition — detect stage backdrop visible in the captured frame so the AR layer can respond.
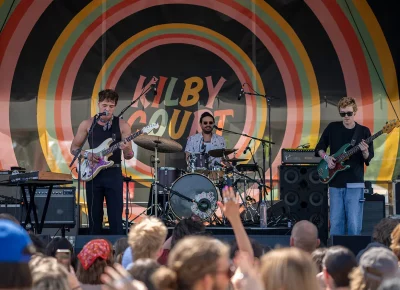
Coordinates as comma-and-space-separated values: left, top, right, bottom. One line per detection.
1, 0, 399, 221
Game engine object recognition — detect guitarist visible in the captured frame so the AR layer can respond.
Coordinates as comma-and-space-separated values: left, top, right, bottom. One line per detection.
70, 89, 134, 235
315, 97, 374, 236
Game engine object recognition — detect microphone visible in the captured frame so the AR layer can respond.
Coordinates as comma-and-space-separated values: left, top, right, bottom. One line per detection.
213, 125, 222, 131
96, 111, 109, 117
244, 140, 252, 154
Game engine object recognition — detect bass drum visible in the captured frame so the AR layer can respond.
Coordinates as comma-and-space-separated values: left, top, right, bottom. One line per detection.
169, 173, 219, 221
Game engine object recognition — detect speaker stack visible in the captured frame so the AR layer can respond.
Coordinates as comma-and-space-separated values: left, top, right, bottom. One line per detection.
279, 165, 329, 244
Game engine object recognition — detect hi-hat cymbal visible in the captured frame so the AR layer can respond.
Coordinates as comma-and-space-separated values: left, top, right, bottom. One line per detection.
208, 148, 237, 157
134, 135, 182, 153
225, 157, 249, 163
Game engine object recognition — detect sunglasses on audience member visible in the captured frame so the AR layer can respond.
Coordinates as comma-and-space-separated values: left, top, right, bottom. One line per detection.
339, 111, 354, 117
203, 121, 214, 125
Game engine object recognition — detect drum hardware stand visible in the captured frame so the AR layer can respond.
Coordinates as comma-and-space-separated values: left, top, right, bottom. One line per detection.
213, 125, 273, 209
152, 142, 161, 217
241, 89, 277, 213
123, 176, 134, 234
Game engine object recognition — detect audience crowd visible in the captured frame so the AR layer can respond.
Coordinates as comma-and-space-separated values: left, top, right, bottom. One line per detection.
1, 187, 400, 290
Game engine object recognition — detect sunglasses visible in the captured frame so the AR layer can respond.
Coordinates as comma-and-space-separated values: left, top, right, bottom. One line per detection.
339, 111, 354, 117
203, 121, 214, 125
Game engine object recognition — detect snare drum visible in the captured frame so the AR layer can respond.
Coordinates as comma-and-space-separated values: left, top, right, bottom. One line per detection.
169, 173, 219, 221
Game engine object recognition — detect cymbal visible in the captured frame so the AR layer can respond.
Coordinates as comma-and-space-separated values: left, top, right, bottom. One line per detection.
225, 157, 249, 163
208, 148, 237, 157
134, 135, 182, 153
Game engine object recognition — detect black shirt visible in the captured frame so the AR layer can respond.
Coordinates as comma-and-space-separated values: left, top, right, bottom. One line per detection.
88, 117, 122, 165
314, 121, 374, 188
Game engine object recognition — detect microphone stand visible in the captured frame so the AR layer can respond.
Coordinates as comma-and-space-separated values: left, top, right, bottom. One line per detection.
116, 84, 154, 231
242, 91, 276, 208
214, 127, 273, 211
69, 114, 99, 230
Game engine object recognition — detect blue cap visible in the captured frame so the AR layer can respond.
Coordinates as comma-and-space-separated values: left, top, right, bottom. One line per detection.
0, 220, 33, 262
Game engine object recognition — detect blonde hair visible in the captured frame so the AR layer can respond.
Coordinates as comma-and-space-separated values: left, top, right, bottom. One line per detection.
260, 248, 320, 290
337, 96, 358, 112
152, 236, 230, 290
390, 223, 400, 260
128, 217, 168, 260
349, 266, 381, 290
29, 255, 70, 290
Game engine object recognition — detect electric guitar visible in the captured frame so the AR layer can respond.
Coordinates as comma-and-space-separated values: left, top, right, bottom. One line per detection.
317, 119, 400, 184
79, 123, 159, 181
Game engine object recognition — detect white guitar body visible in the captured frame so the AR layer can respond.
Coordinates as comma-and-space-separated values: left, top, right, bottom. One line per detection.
80, 138, 115, 182
77, 122, 160, 182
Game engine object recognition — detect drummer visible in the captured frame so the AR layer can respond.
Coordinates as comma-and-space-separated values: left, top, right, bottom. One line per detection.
185, 112, 226, 168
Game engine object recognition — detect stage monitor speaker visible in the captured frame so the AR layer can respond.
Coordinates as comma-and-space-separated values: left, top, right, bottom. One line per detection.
361, 194, 385, 235
279, 165, 329, 244
328, 235, 372, 257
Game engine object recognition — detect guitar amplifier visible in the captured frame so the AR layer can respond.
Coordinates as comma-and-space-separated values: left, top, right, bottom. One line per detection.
281, 149, 322, 165
21, 187, 76, 227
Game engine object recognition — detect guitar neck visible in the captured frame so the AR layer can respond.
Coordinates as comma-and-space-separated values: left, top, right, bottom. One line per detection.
101, 130, 143, 156
337, 129, 382, 162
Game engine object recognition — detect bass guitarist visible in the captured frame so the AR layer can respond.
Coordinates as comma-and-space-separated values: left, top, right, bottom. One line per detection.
315, 96, 374, 236
70, 89, 134, 235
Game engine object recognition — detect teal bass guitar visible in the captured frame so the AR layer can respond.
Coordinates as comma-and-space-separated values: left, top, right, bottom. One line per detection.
317, 120, 399, 184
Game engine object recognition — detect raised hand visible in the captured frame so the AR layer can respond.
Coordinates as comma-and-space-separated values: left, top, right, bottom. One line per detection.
217, 186, 240, 221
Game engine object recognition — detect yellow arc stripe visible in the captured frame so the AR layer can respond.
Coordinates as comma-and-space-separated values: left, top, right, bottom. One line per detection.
354, 1, 399, 181
254, 0, 320, 146
37, 0, 105, 173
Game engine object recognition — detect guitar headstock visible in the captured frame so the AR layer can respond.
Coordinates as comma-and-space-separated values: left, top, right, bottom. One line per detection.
382, 119, 400, 134
142, 123, 160, 134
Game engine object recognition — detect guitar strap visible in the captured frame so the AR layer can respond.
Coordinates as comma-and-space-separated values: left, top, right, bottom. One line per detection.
350, 123, 362, 146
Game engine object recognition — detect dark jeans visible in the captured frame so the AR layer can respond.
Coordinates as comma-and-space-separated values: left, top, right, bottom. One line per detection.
86, 167, 123, 235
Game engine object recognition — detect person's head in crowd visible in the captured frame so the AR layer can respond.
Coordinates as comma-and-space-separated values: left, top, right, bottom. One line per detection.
128, 258, 161, 290
171, 217, 206, 249
290, 220, 320, 253
323, 246, 357, 290
377, 277, 400, 290
45, 237, 76, 269
0, 220, 35, 290
373, 218, 400, 247
29, 234, 46, 255
128, 217, 167, 260
350, 247, 398, 290
76, 238, 113, 285
312, 247, 327, 273
0, 213, 20, 225
29, 255, 70, 290
153, 236, 231, 290
113, 237, 129, 264
260, 247, 320, 290
229, 238, 269, 260
390, 223, 400, 261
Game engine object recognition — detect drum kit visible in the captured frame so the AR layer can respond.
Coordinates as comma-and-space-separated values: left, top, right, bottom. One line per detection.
133, 135, 263, 225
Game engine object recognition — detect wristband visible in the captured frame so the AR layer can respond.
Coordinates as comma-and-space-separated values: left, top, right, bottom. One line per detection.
323, 154, 329, 160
